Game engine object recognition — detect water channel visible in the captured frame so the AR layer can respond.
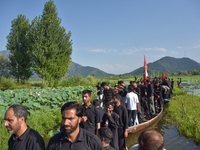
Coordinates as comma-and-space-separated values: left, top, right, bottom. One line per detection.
126, 103, 200, 150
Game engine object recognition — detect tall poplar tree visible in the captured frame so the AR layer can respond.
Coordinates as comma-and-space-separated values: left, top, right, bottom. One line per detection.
6, 14, 33, 84
29, 0, 72, 85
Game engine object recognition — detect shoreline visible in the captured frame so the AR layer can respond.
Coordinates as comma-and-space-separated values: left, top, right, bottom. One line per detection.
164, 85, 200, 144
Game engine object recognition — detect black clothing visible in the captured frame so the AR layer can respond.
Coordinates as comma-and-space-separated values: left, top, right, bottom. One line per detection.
102, 112, 119, 150
104, 145, 116, 150
103, 88, 115, 104
97, 107, 105, 123
146, 83, 153, 97
118, 87, 127, 106
8, 126, 45, 150
140, 85, 146, 98
46, 128, 104, 150
113, 105, 128, 150
97, 86, 103, 95
80, 104, 101, 134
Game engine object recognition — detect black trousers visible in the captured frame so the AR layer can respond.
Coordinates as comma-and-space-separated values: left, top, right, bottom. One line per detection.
118, 127, 126, 150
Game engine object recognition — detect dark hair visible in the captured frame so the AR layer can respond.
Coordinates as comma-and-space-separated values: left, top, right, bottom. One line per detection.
106, 101, 114, 107
82, 90, 91, 97
61, 102, 83, 117
113, 94, 121, 101
98, 127, 113, 144
93, 99, 100, 106
118, 81, 123, 85
128, 85, 134, 92
138, 130, 164, 150
9, 104, 28, 122
101, 82, 108, 87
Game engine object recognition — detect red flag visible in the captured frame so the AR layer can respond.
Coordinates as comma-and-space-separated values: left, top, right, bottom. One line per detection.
161, 73, 165, 80
164, 72, 168, 78
144, 55, 148, 87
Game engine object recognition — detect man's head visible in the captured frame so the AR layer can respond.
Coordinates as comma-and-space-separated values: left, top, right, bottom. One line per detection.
101, 82, 109, 90
93, 99, 100, 108
138, 130, 164, 150
82, 90, 91, 104
113, 94, 121, 104
138, 81, 141, 86
128, 85, 134, 92
61, 102, 83, 135
106, 101, 114, 112
133, 81, 137, 88
4, 104, 28, 134
98, 127, 113, 145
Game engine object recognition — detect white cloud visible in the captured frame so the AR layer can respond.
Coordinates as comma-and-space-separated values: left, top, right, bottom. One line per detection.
88, 48, 117, 53
120, 47, 166, 55
171, 51, 177, 54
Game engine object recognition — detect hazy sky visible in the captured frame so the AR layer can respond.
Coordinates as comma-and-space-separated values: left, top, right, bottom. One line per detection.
0, 0, 200, 74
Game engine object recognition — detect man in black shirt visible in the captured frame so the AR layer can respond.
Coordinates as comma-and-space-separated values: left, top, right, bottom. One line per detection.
146, 80, 155, 115
102, 101, 119, 150
93, 99, 105, 123
101, 82, 115, 105
98, 127, 116, 150
118, 81, 128, 106
4, 104, 45, 150
80, 90, 101, 135
113, 94, 128, 150
47, 102, 104, 150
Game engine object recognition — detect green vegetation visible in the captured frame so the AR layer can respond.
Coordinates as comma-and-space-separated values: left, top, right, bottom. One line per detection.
5, 0, 72, 86
164, 83, 200, 143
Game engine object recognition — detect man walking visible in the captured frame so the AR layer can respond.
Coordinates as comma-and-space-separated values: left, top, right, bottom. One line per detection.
47, 102, 104, 150
81, 90, 101, 135
4, 104, 45, 150
113, 94, 129, 150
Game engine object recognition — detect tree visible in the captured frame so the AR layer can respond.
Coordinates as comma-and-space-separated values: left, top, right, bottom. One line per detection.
6, 14, 33, 84
0, 53, 11, 78
29, 0, 72, 85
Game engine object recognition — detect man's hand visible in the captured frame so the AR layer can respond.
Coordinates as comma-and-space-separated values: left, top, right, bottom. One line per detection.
124, 129, 128, 138
81, 116, 87, 122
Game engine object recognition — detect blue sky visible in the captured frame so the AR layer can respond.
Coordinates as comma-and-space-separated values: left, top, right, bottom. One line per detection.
0, 0, 200, 74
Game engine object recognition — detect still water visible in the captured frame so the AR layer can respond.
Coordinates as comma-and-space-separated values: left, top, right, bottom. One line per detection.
126, 103, 200, 150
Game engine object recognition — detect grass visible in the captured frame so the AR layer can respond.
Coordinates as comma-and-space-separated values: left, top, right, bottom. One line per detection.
164, 84, 200, 143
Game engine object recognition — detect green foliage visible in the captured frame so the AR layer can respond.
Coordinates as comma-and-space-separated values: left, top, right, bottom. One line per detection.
0, 77, 15, 90
0, 53, 11, 78
165, 84, 200, 143
29, 0, 72, 86
6, 14, 33, 84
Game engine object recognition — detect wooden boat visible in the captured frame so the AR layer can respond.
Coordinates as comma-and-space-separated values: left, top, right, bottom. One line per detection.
127, 109, 163, 134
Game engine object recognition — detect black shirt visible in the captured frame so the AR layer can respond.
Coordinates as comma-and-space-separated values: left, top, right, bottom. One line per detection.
8, 126, 45, 150
146, 83, 153, 97
140, 85, 146, 97
113, 105, 128, 130
104, 145, 116, 150
80, 104, 101, 134
101, 112, 119, 150
46, 128, 104, 150
97, 86, 103, 95
97, 107, 105, 123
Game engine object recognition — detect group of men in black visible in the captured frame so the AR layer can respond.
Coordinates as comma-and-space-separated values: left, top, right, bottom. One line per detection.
4, 77, 173, 150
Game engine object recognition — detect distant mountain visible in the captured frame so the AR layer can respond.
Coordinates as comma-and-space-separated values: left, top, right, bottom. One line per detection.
0, 50, 114, 78
67, 62, 114, 77
124, 56, 200, 75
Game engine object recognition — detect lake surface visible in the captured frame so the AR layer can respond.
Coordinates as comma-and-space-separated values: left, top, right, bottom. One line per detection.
126, 103, 200, 150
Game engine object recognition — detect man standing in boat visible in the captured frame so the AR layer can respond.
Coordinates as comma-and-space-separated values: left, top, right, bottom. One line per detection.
113, 94, 129, 150
125, 85, 139, 126
146, 80, 155, 115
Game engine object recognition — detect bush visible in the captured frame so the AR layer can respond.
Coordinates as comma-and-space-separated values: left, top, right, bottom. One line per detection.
0, 77, 15, 90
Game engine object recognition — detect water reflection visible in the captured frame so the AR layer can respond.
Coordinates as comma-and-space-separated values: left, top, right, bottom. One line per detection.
127, 103, 200, 150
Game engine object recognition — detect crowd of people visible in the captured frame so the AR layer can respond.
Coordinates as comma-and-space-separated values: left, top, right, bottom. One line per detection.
4, 77, 175, 150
